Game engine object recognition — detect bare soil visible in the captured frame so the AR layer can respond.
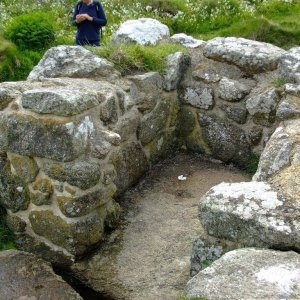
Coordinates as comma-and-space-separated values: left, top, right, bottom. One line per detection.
72, 152, 249, 300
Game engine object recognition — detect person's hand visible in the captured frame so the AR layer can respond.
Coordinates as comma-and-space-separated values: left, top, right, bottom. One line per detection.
81, 13, 93, 21
76, 14, 86, 23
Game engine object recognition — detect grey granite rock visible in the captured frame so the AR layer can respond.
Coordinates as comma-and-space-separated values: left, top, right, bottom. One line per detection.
220, 104, 248, 124
284, 83, 300, 97
218, 77, 251, 102
199, 181, 300, 250
170, 33, 205, 48
0, 250, 82, 300
164, 52, 190, 91
278, 47, 300, 83
182, 87, 214, 110
22, 88, 99, 116
28, 46, 119, 81
203, 37, 285, 72
186, 248, 300, 300
276, 94, 300, 120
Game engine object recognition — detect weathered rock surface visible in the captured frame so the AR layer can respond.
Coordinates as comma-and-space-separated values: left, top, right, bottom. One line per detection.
186, 248, 300, 300
276, 94, 300, 120
182, 87, 214, 110
278, 47, 300, 83
218, 77, 251, 102
28, 46, 119, 81
246, 88, 280, 126
0, 250, 82, 300
22, 88, 100, 116
111, 18, 170, 45
164, 52, 190, 91
198, 113, 251, 167
203, 37, 285, 72
190, 238, 223, 277
199, 181, 300, 250
220, 104, 248, 124
170, 33, 205, 48
285, 83, 300, 97
2, 113, 92, 162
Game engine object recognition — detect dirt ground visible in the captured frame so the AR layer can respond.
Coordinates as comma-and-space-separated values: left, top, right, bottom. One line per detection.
72, 152, 250, 300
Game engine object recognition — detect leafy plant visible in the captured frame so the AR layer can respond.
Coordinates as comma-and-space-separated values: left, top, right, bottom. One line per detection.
0, 206, 15, 251
4, 12, 56, 50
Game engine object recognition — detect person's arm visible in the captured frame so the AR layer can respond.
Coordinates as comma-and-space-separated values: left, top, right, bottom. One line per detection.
91, 3, 107, 26
72, 4, 79, 26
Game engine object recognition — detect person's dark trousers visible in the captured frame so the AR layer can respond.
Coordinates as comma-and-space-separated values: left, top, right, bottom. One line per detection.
75, 38, 100, 46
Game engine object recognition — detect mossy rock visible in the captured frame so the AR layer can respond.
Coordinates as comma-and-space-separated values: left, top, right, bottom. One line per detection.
10, 154, 39, 183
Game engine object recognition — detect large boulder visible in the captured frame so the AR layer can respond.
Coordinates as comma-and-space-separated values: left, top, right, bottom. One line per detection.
278, 47, 300, 83
111, 18, 170, 45
27, 46, 119, 81
203, 37, 285, 72
199, 181, 300, 250
0, 250, 82, 300
186, 248, 300, 300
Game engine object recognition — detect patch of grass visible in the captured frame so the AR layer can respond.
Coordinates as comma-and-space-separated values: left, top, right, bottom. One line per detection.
90, 43, 187, 75
0, 206, 15, 251
245, 153, 260, 176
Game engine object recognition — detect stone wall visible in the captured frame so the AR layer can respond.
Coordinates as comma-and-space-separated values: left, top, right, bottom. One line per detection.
0, 38, 298, 264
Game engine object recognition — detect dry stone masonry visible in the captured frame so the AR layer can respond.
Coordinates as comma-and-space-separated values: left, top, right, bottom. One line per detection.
1, 21, 300, 298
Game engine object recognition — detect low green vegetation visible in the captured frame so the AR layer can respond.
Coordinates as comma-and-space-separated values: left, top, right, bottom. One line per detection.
245, 153, 260, 176
90, 43, 187, 75
0, 206, 15, 251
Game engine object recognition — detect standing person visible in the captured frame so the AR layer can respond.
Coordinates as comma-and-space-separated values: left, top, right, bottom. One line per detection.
72, 0, 107, 46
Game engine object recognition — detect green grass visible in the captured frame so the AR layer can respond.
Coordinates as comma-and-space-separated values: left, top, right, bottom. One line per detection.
90, 43, 187, 75
245, 153, 260, 176
0, 206, 15, 251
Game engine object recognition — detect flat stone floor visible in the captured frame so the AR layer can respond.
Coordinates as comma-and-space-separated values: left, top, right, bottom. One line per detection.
72, 152, 249, 300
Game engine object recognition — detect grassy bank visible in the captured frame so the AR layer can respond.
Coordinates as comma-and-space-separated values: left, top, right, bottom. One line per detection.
0, 0, 299, 82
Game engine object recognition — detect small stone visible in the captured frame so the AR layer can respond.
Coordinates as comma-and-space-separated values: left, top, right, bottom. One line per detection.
220, 104, 248, 124
218, 77, 251, 102
0, 88, 17, 110
99, 93, 119, 125
276, 95, 300, 121
170, 33, 205, 48
192, 69, 220, 83
30, 178, 53, 206
284, 83, 300, 97
248, 126, 263, 145
182, 87, 214, 110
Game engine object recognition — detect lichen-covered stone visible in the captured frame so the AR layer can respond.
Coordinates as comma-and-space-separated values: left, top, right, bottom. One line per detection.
248, 126, 263, 145
45, 160, 101, 190
284, 83, 300, 97
278, 47, 300, 83
57, 184, 116, 218
110, 142, 149, 194
111, 18, 170, 46
192, 69, 220, 84
9, 154, 39, 183
253, 125, 293, 181
4, 113, 93, 162
30, 178, 53, 206
114, 109, 140, 142
276, 94, 300, 121
5, 213, 27, 232
203, 37, 285, 72
104, 200, 121, 229
198, 113, 251, 167
22, 88, 99, 116
0, 250, 83, 300
218, 77, 251, 102
27, 46, 119, 81
138, 99, 171, 145
0, 88, 18, 110
190, 238, 223, 277
164, 52, 190, 91
199, 181, 300, 250
0, 157, 30, 212
186, 248, 300, 300
182, 87, 214, 110
99, 92, 119, 125
170, 33, 205, 48
101, 165, 117, 185
246, 88, 280, 126
220, 104, 248, 124
128, 72, 163, 113
29, 210, 104, 256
